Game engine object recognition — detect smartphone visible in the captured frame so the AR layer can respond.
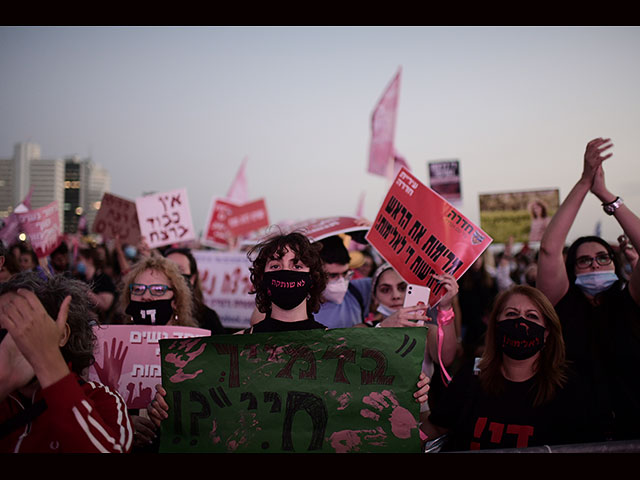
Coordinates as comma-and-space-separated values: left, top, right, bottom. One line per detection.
404, 284, 430, 326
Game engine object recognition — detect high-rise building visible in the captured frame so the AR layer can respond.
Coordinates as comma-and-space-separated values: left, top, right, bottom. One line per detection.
0, 142, 111, 235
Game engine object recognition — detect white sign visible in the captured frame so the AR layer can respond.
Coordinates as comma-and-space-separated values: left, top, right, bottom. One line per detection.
135, 188, 196, 249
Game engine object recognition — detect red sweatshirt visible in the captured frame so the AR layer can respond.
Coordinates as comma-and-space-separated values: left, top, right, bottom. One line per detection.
0, 372, 133, 453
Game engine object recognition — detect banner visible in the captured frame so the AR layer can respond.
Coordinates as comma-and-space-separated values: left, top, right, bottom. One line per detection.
368, 68, 401, 177
158, 327, 426, 453
92, 192, 141, 245
365, 167, 492, 307
226, 198, 270, 237
16, 201, 62, 258
428, 160, 461, 204
136, 188, 196, 249
479, 189, 559, 244
192, 250, 254, 330
88, 325, 210, 410
287, 216, 369, 242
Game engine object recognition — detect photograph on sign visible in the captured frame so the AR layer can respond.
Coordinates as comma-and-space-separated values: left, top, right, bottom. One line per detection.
428, 159, 461, 204
135, 188, 196, 249
365, 167, 492, 307
479, 189, 559, 244
158, 327, 426, 453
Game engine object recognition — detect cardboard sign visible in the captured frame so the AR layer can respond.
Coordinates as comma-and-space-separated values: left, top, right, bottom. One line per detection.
428, 160, 461, 204
158, 327, 426, 453
287, 216, 369, 242
192, 250, 254, 330
479, 189, 559, 244
226, 198, 270, 237
88, 325, 210, 410
366, 167, 493, 307
16, 201, 62, 258
136, 188, 196, 249
92, 192, 141, 245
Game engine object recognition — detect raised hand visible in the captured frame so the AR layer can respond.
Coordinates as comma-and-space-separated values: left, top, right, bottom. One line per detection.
582, 137, 613, 184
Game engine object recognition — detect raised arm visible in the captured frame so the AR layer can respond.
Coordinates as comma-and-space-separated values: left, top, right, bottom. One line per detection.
537, 138, 613, 305
590, 158, 640, 305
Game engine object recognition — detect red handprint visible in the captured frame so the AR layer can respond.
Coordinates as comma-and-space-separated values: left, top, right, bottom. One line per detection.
94, 337, 129, 392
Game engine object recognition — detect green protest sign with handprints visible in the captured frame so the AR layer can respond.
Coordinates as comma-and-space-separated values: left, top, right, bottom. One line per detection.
158, 327, 426, 453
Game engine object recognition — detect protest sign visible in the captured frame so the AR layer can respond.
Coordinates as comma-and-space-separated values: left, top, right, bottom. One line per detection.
136, 188, 196, 249
226, 198, 270, 237
88, 325, 210, 410
287, 216, 369, 242
158, 326, 426, 453
479, 189, 559, 244
201, 197, 237, 249
192, 250, 254, 329
92, 192, 141, 245
366, 167, 492, 307
368, 68, 401, 177
428, 160, 461, 204
16, 201, 62, 258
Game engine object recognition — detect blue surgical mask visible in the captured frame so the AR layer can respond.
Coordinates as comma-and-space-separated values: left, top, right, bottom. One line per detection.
124, 245, 137, 259
76, 261, 86, 274
575, 271, 618, 296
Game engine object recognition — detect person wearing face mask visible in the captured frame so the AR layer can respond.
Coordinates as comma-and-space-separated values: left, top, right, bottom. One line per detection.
420, 285, 598, 452
312, 235, 373, 330
537, 138, 640, 441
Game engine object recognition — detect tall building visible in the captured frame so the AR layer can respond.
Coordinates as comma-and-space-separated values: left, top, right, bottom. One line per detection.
0, 142, 111, 235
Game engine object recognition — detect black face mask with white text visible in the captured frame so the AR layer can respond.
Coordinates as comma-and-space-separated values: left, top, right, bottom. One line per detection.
495, 317, 546, 361
262, 270, 311, 311
125, 299, 174, 325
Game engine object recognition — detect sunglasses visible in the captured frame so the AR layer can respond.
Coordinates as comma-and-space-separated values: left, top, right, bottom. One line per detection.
129, 283, 174, 296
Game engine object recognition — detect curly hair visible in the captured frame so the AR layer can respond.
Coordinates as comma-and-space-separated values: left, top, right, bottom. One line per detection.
248, 231, 327, 316
119, 254, 196, 327
477, 285, 567, 407
0, 271, 98, 375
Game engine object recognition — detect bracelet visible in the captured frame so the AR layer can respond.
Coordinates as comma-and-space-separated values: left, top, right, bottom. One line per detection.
602, 196, 623, 216
437, 307, 454, 326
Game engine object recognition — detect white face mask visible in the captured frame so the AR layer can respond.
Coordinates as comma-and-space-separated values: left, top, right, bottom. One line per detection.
376, 303, 397, 317
323, 277, 349, 304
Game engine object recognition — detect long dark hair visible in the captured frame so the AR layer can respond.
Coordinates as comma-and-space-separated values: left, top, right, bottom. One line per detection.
565, 236, 622, 285
248, 231, 327, 316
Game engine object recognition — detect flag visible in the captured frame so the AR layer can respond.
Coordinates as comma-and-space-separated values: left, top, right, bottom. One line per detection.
391, 149, 410, 180
368, 68, 402, 177
355, 191, 366, 218
226, 157, 249, 204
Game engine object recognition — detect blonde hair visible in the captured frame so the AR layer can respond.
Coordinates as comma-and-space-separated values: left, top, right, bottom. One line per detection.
120, 254, 196, 327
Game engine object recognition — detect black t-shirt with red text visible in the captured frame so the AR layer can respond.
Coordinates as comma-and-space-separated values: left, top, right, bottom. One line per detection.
428, 362, 599, 451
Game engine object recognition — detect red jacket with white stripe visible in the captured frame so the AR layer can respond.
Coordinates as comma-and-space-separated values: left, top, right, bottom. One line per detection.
0, 372, 133, 453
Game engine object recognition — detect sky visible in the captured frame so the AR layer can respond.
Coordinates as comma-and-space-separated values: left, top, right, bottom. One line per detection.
2, 26, 640, 248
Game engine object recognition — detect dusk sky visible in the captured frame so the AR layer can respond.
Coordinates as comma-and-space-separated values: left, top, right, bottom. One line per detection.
2, 26, 639, 247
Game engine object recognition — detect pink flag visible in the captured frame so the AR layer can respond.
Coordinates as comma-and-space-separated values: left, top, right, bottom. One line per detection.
355, 191, 366, 218
226, 157, 249, 204
391, 149, 411, 180
368, 68, 402, 177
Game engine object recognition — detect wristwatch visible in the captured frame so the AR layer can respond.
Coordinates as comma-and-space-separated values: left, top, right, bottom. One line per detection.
602, 196, 623, 215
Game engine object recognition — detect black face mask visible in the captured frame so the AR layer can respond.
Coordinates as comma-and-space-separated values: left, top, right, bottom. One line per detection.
495, 317, 546, 361
125, 298, 174, 325
262, 270, 311, 311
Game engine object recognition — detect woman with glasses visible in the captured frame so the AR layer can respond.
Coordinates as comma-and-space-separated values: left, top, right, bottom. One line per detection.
537, 137, 640, 441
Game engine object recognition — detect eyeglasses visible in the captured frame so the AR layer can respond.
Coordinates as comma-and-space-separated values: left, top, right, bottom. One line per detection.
130, 283, 174, 296
326, 270, 354, 282
575, 253, 613, 269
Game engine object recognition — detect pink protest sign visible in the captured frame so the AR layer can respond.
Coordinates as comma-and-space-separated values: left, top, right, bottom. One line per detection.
201, 197, 238, 249
226, 198, 270, 237
92, 192, 141, 245
287, 216, 370, 242
368, 68, 401, 177
135, 188, 196, 249
16, 201, 62, 258
365, 167, 493, 307
88, 325, 210, 409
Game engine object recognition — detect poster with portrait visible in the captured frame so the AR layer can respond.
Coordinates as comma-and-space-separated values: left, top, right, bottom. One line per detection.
428, 159, 461, 204
478, 189, 559, 244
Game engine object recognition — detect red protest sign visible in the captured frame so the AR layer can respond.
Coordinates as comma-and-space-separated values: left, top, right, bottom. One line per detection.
226, 198, 270, 237
16, 201, 62, 258
365, 167, 493, 307
201, 197, 239, 249
92, 192, 141, 245
288, 216, 369, 242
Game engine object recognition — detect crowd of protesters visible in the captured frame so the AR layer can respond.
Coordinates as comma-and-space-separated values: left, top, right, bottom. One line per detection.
1, 137, 639, 453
